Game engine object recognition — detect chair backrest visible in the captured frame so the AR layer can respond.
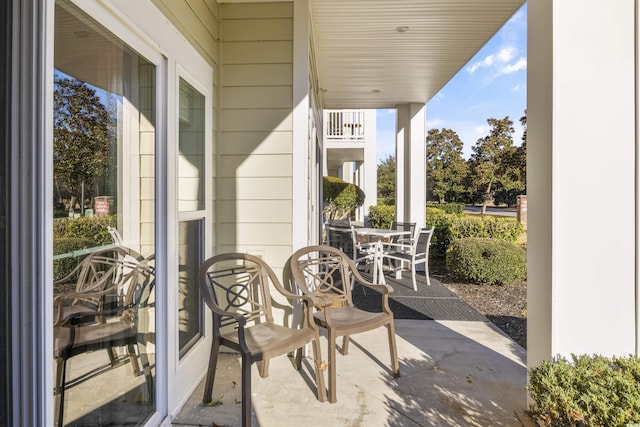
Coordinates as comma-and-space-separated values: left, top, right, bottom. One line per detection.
285, 245, 356, 308
326, 218, 351, 227
325, 225, 356, 259
390, 221, 417, 243
414, 226, 435, 258
198, 253, 283, 329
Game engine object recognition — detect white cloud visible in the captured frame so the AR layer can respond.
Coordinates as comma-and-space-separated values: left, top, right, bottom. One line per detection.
467, 46, 516, 74
499, 57, 527, 75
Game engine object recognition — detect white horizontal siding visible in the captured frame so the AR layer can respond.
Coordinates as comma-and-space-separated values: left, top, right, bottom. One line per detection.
219, 2, 294, 264
222, 86, 292, 109
222, 18, 293, 41
221, 154, 292, 177
220, 2, 292, 19
218, 177, 292, 200
219, 223, 291, 246
221, 109, 292, 132
219, 131, 291, 155
222, 64, 292, 86
218, 200, 292, 223
152, 0, 218, 66
221, 41, 292, 64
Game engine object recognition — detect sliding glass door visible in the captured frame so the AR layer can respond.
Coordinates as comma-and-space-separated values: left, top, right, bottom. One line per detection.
53, 1, 157, 424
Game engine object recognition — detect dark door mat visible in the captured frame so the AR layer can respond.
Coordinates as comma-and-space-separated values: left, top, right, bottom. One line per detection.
352, 272, 486, 321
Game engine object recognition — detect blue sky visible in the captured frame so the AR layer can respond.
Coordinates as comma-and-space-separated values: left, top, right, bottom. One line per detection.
376, 3, 527, 161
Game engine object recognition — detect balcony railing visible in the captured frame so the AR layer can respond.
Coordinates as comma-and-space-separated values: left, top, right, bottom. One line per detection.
324, 110, 366, 141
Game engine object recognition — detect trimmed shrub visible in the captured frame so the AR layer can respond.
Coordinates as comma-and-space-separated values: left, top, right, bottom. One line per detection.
426, 208, 524, 258
446, 237, 526, 285
53, 215, 118, 280
53, 237, 95, 281
53, 215, 117, 242
323, 176, 365, 219
450, 215, 524, 242
426, 201, 465, 214
368, 204, 395, 229
426, 207, 455, 258
528, 354, 640, 427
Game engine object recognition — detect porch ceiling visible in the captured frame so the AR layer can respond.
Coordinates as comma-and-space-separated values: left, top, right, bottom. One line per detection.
311, 0, 525, 109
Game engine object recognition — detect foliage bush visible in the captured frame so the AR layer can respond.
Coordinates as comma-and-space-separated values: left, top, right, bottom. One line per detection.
323, 176, 365, 220
426, 207, 455, 257
450, 215, 524, 242
446, 237, 526, 285
53, 237, 95, 281
426, 201, 465, 214
53, 215, 117, 242
53, 215, 117, 280
368, 204, 395, 229
528, 354, 640, 427
426, 208, 524, 258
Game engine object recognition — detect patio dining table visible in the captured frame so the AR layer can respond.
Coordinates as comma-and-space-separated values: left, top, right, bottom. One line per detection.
353, 227, 412, 284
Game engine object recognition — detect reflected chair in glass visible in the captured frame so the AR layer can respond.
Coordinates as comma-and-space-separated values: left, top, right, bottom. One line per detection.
53, 246, 155, 427
284, 245, 399, 403
381, 226, 435, 290
198, 253, 327, 427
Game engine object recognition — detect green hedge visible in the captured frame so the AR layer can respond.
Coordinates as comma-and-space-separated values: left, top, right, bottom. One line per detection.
53, 237, 96, 281
426, 208, 524, 258
54, 215, 117, 242
528, 354, 640, 427
368, 204, 395, 229
446, 237, 526, 285
426, 201, 465, 214
53, 215, 117, 280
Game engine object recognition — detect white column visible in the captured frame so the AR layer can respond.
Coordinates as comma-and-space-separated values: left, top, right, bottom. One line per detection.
395, 103, 426, 227
528, 0, 637, 371
363, 109, 377, 225
292, 0, 310, 250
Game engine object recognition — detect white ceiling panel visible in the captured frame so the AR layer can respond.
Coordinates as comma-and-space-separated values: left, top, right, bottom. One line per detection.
311, 0, 525, 108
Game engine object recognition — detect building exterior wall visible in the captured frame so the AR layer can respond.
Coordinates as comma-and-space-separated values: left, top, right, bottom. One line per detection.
219, 2, 295, 269
151, 0, 219, 68
528, 0, 637, 369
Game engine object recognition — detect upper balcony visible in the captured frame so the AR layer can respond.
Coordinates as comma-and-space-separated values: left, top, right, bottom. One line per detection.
324, 110, 366, 142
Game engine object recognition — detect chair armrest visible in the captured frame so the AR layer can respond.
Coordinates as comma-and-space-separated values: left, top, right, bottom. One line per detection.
381, 241, 412, 252
206, 302, 247, 328
351, 267, 394, 294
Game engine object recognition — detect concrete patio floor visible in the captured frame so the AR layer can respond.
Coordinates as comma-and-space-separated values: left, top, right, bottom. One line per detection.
172, 319, 534, 427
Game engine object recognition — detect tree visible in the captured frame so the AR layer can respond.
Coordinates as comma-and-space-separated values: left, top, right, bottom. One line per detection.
468, 117, 520, 214
377, 155, 396, 205
426, 128, 469, 203
54, 76, 111, 211
494, 111, 527, 206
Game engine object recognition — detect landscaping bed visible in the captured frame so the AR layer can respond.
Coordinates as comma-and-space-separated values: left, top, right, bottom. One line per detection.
431, 258, 528, 348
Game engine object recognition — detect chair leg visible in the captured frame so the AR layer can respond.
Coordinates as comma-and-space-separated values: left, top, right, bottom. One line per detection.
241, 352, 252, 427
56, 358, 68, 427
258, 359, 269, 378
294, 347, 303, 370
203, 338, 221, 404
386, 321, 400, 378
136, 341, 154, 404
127, 343, 141, 376
425, 259, 431, 286
311, 338, 327, 402
340, 334, 350, 355
411, 265, 417, 291
328, 331, 337, 403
